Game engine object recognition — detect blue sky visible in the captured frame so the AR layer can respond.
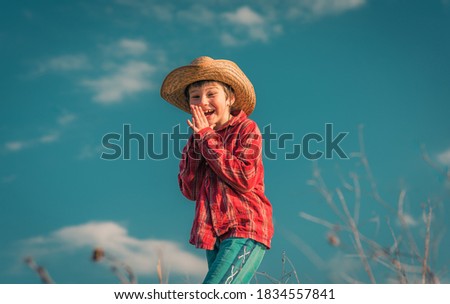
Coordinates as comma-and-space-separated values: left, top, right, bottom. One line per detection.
1, 0, 450, 284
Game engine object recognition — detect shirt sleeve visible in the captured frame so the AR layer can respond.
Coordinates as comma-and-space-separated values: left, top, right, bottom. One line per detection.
197, 121, 262, 193
178, 134, 202, 201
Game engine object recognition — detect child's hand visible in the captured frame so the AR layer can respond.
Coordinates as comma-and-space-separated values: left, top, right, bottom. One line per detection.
187, 105, 216, 133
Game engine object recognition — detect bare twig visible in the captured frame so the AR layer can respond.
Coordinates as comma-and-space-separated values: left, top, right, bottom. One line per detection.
254, 251, 300, 284
303, 127, 445, 284
279, 226, 325, 270
422, 204, 432, 284
387, 218, 408, 283
350, 172, 361, 226
24, 256, 54, 284
310, 162, 347, 223
397, 190, 421, 263
356, 125, 394, 212
92, 248, 137, 284
336, 187, 376, 283
280, 251, 301, 283
157, 257, 163, 284
299, 212, 339, 230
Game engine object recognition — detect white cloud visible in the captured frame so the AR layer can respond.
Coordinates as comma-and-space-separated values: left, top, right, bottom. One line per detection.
327, 252, 362, 283
5, 141, 28, 152
77, 144, 103, 160
286, 0, 366, 19
397, 213, 418, 227
35, 54, 90, 74
115, 0, 175, 21
119, 39, 148, 55
437, 148, 450, 166
114, 1, 365, 47
57, 113, 77, 126
1, 174, 17, 183
21, 221, 207, 278
101, 39, 149, 57
178, 5, 215, 25
221, 32, 241, 47
4, 131, 60, 152
222, 6, 280, 45
2, 112, 76, 153
224, 6, 264, 26
82, 61, 155, 104
38, 133, 60, 144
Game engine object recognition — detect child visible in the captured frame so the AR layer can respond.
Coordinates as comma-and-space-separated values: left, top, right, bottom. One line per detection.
160, 56, 274, 284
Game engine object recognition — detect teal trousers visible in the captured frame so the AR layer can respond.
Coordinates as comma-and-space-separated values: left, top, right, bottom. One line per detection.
203, 238, 266, 284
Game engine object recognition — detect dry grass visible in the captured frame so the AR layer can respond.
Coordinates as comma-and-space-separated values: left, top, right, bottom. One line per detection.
299, 124, 446, 283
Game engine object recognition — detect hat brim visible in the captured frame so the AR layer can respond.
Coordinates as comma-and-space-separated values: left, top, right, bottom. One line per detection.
160, 57, 256, 115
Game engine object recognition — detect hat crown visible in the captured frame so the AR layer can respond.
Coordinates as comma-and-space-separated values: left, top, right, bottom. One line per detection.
190, 56, 213, 66
161, 56, 256, 115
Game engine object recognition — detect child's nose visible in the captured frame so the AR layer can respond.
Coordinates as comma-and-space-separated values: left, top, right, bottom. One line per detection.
199, 95, 209, 105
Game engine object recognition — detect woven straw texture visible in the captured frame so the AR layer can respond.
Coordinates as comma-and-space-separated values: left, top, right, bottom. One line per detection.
160, 56, 256, 115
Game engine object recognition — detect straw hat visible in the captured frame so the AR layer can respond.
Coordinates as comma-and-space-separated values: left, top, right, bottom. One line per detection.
160, 56, 256, 115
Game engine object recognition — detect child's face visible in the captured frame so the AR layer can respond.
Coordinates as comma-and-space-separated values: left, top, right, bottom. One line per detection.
188, 82, 235, 129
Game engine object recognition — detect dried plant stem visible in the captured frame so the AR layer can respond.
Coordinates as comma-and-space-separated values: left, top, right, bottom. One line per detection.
157, 258, 163, 284
24, 256, 54, 284
357, 125, 394, 212
92, 248, 137, 284
397, 190, 420, 262
387, 218, 408, 283
299, 212, 339, 230
254, 252, 300, 284
422, 204, 432, 284
300, 211, 386, 255
336, 187, 376, 283
281, 251, 301, 284
350, 172, 361, 226
279, 226, 325, 269
311, 162, 347, 224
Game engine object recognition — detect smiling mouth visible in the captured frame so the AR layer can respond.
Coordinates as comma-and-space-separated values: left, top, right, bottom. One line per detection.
204, 110, 215, 116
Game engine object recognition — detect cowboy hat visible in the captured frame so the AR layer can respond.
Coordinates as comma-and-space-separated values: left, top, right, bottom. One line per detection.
160, 56, 256, 115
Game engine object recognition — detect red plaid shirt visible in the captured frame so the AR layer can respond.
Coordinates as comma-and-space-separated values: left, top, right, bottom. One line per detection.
178, 110, 274, 250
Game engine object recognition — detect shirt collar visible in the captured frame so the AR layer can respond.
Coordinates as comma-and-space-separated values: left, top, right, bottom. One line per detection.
215, 110, 247, 131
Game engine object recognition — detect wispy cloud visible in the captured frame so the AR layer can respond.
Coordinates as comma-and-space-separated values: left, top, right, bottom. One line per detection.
1, 174, 17, 184
224, 6, 265, 26
21, 221, 207, 278
37, 133, 60, 144
104, 38, 149, 57
5, 141, 29, 152
115, 0, 175, 21
77, 144, 103, 160
286, 0, 366, 20
57, 113, 77, 126
81, 61, 155, 104
222, 6, 280, 46
34, 54, 90, 75
3, 112, 75, 153
78, 37, 164, 104
437, 148, 450, 166
118, 39, 148, 55
115, 1, 364, 47
177, 5, 215, 25
4, 132, 59, 153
